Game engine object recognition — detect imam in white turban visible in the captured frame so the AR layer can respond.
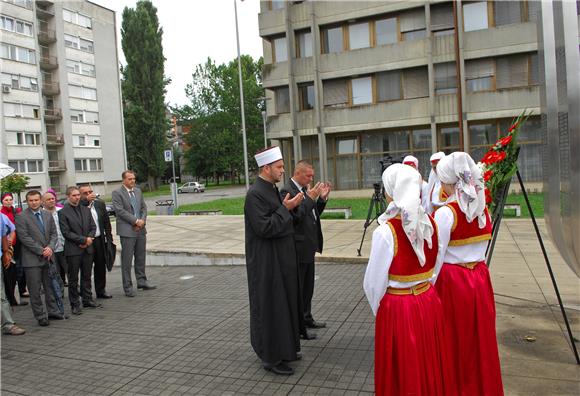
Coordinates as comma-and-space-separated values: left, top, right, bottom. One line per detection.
254, 146, 283, 167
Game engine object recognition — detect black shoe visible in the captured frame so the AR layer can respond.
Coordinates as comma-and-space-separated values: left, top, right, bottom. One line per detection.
71, 306, 83, 315
83, 300, 102, 308
264, 362, 294, 375
284, 353, 302, 362
305, 320, 326, 329
48, 313, 68, 320
38, 318, 49, 327
300, 331, 317, 340
137, 283, 157, 290
96, 292, 113, 299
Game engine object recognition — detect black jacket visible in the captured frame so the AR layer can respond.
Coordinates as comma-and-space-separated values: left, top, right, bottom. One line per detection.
280, 180, 326, 263
81, 199, 112, 240
59, 202, 96, 256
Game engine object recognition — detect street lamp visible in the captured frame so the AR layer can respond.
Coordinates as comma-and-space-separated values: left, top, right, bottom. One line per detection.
234, 0, 250, 190
261, 110, 267, 149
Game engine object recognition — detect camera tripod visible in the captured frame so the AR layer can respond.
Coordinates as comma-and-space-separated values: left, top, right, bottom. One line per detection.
356, 182, 387, 257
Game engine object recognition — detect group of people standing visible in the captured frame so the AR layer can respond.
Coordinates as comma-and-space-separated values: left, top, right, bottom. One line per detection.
365, 151, 503, 395
1, 170, 155, 335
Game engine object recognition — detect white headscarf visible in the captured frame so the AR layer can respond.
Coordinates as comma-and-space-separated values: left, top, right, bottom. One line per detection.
402, 155, 419, 169
436, 152, 487, 228
426, 152, 445, 201
381, 164, 434, 266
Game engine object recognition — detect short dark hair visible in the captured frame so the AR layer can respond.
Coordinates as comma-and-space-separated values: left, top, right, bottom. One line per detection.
122, 170, 136, 180
25, 190, 42, 200
78, 183, 91, 190
66, 186, 79, 196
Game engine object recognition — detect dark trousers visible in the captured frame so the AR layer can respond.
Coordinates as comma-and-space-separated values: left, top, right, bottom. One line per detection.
92, 236, 107, 295
120, 235, 147, 293
2, 262, 17, 306
299, 261, 315, 323
67, 252, 94, 307
23, 264, 58, 320
54, 251, 67, 284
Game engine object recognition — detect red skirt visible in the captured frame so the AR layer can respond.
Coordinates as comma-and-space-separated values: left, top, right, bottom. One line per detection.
436, 262, 504, 396
375, 284, 458, 396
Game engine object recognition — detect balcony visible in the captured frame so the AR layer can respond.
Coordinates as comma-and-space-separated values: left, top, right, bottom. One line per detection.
37, 29, 57, 45
48, 160, 66, 172
46, 133, 64, 145
39, 55, 58, 70
42, 82, 60, 96
36, 0, 54, 6
36, 4, 55, 19
466, 86, 540, 117
44, 108, 62, 121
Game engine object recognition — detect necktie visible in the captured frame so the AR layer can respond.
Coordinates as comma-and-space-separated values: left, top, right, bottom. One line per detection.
35, 212, 45, 234
129, 191, 138, 217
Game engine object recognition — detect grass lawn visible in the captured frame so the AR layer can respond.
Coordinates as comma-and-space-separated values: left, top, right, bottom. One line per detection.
175, 193, 544, 219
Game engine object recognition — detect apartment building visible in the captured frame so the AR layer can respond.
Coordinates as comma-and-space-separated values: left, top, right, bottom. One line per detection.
0, 0, 126, 196
259, 0, 555, 190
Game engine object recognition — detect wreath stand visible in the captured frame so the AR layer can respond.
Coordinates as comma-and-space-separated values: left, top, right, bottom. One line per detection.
485, 167, 580, 365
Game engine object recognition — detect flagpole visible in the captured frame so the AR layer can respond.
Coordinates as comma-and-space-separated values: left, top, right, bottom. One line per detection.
234, 0, 250, 190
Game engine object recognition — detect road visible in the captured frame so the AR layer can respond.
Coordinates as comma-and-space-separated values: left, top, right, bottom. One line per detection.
144, 185, 247, 211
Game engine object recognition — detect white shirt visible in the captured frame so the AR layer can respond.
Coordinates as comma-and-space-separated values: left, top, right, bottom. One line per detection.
291, 178, 317, 221
363, 222, 443, 316
89, 203, 101, 237
430, 180, 447, 210
46, 208, 65, 252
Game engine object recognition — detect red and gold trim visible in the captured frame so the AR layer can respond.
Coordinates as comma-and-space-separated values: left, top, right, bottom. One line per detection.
448, 234, 491, 246
387, 221, 398, 256
389, 269, 434, 283
387, 281, 431, 296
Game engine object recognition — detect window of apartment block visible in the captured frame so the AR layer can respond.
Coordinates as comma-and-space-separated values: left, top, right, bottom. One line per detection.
63, 8, 92, 28
64, 34, 94, 53
71, 109, 99, 123
298, 83, 315, 111
465, 58, 494, 92
403, 67, 429, 99
469, 122, 498, 161
26, 159, 42, 173
1, 43, 35, 63
90, 159, 102, 171
527, 1, 541, 22
1, 16, 33, 36
16, 132, 40, 145
270, 0, 285, 10
375, 17, 398, 45
337, 137, 358, 154
1, 73, 38, 91
80, 38, 93, 53
529, 53, 539, 85
430, 2, 454, 36
377, 71, 402, 102
85, 111, 99, 123
275, 87, 290, 113
434, 62, 457, 94
323, 79, 348, 107
494, 1, 522, 26
66, 59, 96, 77
351, 77, 373, 105
438, 124, 461, 152
463, 2, 489, 32
69, 85, 97, 100
78, 136, 86, 146
9, 159, 42, 173
3, 0, 33, 9
296, 30, 312, 58
400, 8, 426, 41
75, 158, 101, 172
348, 22, 370, 50
322, 26, 343, 54
496, 54, 529, 89
93, 138, 100, 146
500, 116, 541, 181
3, 102, 39, 118
272, 36, 287, 63
8, 160, 25, 173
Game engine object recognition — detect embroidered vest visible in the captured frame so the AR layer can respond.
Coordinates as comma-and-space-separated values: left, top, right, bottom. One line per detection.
446, 201, 492, 246
387, 216, 438, 282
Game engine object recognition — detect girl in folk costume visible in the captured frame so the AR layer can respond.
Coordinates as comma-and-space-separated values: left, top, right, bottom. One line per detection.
424, 152, 448, 214
434, 152, 504, 396
364, 164, 457, 396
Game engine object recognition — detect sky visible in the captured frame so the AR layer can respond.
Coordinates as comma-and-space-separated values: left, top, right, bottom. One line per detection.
91, 0, 264, 107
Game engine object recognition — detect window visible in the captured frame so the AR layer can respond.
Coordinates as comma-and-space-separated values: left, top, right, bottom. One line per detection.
63, 9, 92, 28
298, 83, 314, 110
496, 54, 530, 89
85, 111, 99, 123
66, 59, 96, 76
403, 67, 429, 99
337, 138, 358, 154
494, 1, 522, 26
1, 73, 38, 91
434, 62, 457, 94
400, 8, 426, 41
272, 36, 287, 63
376, 17, 398, 46
93, 139, 100, 147
78, 14, 92, 29
2, 0, 33, 9
275, 87, 290, 113
463, 2, 489, 32
8, 160, 25, 173
438, 124, 461, 152
469, 122, 498, 161
64, 34, 94, 53
16, 132, 40, 145
8, 160, 43, 173
351, 77, 372, 105
75, 158, 102, 172
270, 0, 285, 10
78, 136, 86, 146
70, 109, 99, 123
296, 30, 312, 58
465, 58, 494, 92
89, 159, 102, 171
322, 26, 343, 54
431, 3, 454, 35
69, 84, 97, 100
3, 102, 40, 118
377, 71, 402, 102
80, 38, 93, 52
0, 43, 35, 63
323, 79, 348, 108
348, 22, 370, 50
1, 15, 33, 36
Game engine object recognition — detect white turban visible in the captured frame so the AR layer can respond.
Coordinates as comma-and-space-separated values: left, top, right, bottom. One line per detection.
402, 155, 419, 169
254, 146, 282, 167
382, 164, 434, 266
436, 152, 486, 228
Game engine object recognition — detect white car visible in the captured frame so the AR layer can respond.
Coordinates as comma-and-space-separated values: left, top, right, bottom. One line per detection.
177, 182, 205, 193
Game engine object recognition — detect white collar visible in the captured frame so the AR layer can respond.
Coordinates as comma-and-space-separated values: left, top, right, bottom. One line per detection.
291, 178, 304, 191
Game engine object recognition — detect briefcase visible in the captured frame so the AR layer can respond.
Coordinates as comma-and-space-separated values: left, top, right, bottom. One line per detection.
105, 240, 117, 272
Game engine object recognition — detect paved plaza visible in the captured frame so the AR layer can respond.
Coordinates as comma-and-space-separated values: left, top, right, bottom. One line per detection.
1, 217, 579, 395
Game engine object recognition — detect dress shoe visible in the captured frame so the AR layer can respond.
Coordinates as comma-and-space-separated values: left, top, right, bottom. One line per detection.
263, 362, 294, 375
137, 283, 157, 290
38, 318, 49, 327
305, 320, 326, 329
3, 325, 25, 335
125, 290, 136, 297
71, 306, 83, 315
96, 292, 113, 299
300, 331, 317, 340
83, 300, 102, 308
48, 313, 69, 320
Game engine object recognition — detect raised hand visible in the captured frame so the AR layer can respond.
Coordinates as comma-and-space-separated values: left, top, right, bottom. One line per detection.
307, 182, 322, 201
320, 182, 332, 200
283, 192, 304, 211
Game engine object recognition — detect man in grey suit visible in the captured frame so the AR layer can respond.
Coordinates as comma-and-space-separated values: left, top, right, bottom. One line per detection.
112, 170, 156, 297
15, 190, 64, 326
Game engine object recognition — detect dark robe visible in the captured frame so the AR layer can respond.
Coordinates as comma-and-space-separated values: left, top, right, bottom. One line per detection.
244, 176, 301, 364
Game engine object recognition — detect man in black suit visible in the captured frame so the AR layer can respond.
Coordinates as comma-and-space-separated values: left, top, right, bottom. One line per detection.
59, 186, 98, 315
79, 184, 113, 299
280, 160, 331, 330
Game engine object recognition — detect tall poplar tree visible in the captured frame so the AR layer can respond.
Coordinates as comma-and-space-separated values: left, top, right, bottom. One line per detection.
121, 0, 168, 190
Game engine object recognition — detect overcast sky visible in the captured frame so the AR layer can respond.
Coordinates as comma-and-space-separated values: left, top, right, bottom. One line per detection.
91, 0, 264, 107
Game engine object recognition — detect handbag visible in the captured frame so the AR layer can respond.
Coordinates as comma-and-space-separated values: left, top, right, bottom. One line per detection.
105, 239, 117, 272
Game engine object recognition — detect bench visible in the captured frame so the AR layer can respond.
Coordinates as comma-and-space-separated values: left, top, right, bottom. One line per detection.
503, 204, 521, 217
180, 210, 223, 216
324, 207, 352, 219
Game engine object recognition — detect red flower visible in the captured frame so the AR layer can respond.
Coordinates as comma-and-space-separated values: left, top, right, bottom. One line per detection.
508, 122, 519, 133
497, 135, 513, 147
484, 169, 493, 182
485, 188, 492, 204
481, 150, 506, 165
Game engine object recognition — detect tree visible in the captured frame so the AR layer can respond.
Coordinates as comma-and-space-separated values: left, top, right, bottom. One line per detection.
121, 0, 169, 191
175, 56, 264, 184
0, 174, 30, 206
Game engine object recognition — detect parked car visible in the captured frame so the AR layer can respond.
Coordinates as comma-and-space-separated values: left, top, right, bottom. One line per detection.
177, 182, 205, 193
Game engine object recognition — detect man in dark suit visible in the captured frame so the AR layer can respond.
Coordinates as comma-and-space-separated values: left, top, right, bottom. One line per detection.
112, 170, 155, 297
79, 184, 113, 299
59, 186, 98, 315
280, 160, 331, 330
15, 190, 64, 325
